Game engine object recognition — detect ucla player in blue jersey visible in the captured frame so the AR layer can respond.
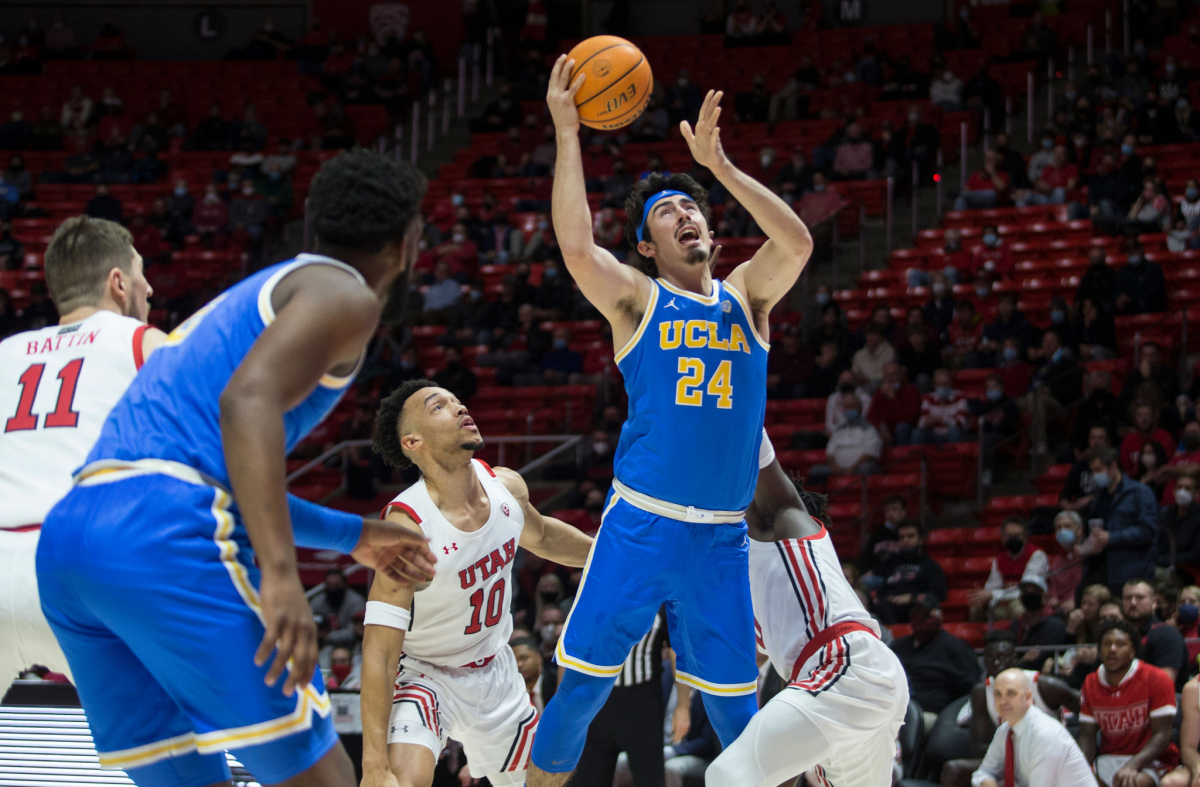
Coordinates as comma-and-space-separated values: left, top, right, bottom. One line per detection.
528, 58, 815, 785
35, 150, 438, 787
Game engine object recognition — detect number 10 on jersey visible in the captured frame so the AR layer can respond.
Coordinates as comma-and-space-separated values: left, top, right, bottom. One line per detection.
675, 357, 733, 409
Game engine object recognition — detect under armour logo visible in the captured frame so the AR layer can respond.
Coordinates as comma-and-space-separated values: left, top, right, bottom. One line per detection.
404, 725, 410, 733
443, 543, 458, 554
664, 298, 680, 310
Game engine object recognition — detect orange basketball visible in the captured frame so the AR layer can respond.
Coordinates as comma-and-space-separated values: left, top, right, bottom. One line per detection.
566, 36, 653, 131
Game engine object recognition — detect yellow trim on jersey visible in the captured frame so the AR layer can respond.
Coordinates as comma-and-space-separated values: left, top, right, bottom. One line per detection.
656, 276, 720, 306
555, 494, 628, 677
96, 732, 199, 770
723, 283, 770, 351
613, 280, 660, 365
674, 670, 759, 696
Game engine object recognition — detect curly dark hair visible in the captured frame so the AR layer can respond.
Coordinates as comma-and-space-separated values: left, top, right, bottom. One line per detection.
623, 172, 712, 278
1097, 618, 1143, 660
788, 472, 829, 521
307, 149, 427, 253
373, 377, 437, 470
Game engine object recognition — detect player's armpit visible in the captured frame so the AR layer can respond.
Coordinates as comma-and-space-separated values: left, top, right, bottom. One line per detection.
561, 237, 650, 331
494, 466, 594, 566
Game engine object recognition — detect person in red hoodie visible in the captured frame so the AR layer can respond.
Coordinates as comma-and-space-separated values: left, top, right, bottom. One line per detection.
954, 148, 1011, 210
1018, 144, 1079, 206
944, 299, 984, 368
868, 361, 922, 445
970, 224, 1014, 280
914, 368, 969, 444
1120, 402, 1176, 476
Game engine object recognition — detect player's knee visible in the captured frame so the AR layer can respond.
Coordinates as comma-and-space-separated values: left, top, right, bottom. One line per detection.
703, 755, 736, 787
1160, 770, 1190, 787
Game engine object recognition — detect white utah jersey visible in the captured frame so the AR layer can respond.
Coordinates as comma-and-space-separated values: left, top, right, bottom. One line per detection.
0, 311, 147, 528
382, 459, 525, 668
749, 518, 880, 683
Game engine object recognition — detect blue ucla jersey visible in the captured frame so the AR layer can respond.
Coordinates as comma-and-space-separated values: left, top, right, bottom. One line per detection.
613, 278, 768, 511
86, 254, 363, 487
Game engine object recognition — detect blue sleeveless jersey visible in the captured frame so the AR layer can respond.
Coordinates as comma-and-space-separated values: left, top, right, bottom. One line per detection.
613, 278, 768, 511
86, 254, 363, 487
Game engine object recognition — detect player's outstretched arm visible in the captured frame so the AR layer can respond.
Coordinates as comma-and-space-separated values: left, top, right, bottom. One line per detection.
361, 520, 418, 787
220, 265, 432, 698
495, 466, 593, 567
546, 55, 649, 325
680, 90, 812, 318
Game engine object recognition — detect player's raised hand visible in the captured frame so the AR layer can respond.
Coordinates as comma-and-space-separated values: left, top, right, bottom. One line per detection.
546, 55, 586, 134
353, 518, 437, 586
680, 90, 728, 172
255, 572, 319, 697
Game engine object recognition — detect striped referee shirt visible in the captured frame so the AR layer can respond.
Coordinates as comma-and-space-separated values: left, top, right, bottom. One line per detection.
614, 609, 668, 688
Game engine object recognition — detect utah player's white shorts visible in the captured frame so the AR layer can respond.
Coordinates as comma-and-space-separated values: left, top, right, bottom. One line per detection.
0, 529, 71, 683
705, 632, 908, 787
389, 645, 538, 780
1095, 755, 1171, 787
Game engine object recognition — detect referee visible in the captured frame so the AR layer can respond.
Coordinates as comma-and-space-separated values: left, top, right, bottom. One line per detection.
571, 608, 692, 787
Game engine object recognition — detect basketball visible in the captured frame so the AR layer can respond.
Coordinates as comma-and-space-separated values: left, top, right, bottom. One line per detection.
566, 35, 653, 131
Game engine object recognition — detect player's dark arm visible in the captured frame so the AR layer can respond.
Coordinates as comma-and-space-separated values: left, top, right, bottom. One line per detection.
545, 54, 647, 322
749, 458, 822, 541
1077, 720, 1097, 764
679, 91, 812, 313
1037, 674, 1080, 714
1124, 715, 1173, 773
969, 683, 995, 758
220, 266, 423, 696
497, 466, 593, 567
361, 515, 419, 787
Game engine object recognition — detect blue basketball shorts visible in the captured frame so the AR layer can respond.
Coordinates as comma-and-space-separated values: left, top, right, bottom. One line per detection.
36, 472, 338, 787
555, 491, 758, 696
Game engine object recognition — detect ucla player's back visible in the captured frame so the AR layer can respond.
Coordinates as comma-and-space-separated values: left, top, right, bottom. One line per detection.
615, 277, 768, 511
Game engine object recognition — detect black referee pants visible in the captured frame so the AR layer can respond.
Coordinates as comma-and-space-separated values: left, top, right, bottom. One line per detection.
571, 680, 665, 787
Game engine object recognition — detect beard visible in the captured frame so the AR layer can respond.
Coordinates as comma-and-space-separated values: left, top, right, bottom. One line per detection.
461, 436, 485, 453
684, 245, 711, 266
377, 265, 411, 326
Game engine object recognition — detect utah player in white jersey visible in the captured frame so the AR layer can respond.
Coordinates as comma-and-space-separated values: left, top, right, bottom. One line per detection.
360, 379, 594, 787
705, 434, 909, 787
0, 216, 165, 683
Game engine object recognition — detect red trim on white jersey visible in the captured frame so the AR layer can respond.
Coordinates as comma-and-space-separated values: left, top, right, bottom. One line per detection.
502, 708, 539, 771
383, 501, 422, 523
132, 324, 148, 370
393, 684, 442, 737
476, 459, 497, 477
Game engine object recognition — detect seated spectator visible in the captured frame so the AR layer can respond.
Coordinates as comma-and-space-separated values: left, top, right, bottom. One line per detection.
930, 67, 964, 111
796, 172, 846, 227
59, 85, 91, 136
1012, 573, 1068, 670
905, 105, 941, 184
734, 74, 771, 123
538, 327, 582, 385
955, 149, 1011, 211
1123, 579, 1188, 688
967, 517, 1049, 621
628, 96, 669, 143
189, 183, 227, 240
831, 123, 873, 180
1025, 329, 1083, 450
229, 140, 265, 180
432, 346, 477, 404
43, 15, 78, 59
972, 373, 1019, 481
1123, 342, 1181, 409
419, 261, 462, 323
1049, 511, 1087, 611
1170, 585, 1200, 674
263, 138, 298, 176
809, 390, 883, 485
899, 325, 941, 393
511, 637, 555, 714
85, 184, 122, 223
1134, 440, 1171, 502
808, 301, 854, 363
92, 18, 130, 60
923, 271, 956, 340
914, 368, 968, 444
944, 300, 983, 369
808, 339, 846, 399
851, 323, 895, 392
155, 89, 186, 138
890, 597, 982, 715
971, 668, 1094, 787
1115, 240, 1167, 315
1159, 475, 1200, 575
665, 69, 703, 125
1121, 402, 1176, 477
907, 228, 969, 287
858, 494, 908, 581
229, 180, 268, 241
825, 372, 872, 434
1018, 144, 1078, 206
1083, 447, 1160, 597
190, 103, 229, 151
766, 327, 813, 399
591, 206, 622, 254
1, 155, 32, 199
970, 225, 1014, 281
1069, 296, 1117, 361
774, 146, 814, 203
980, 293, 1034, 364
868, 361, 921, 446
309, 568, 366, 647
258, 160, 294, 219
1078, 619, 1179, 786
875, 520, 947, 624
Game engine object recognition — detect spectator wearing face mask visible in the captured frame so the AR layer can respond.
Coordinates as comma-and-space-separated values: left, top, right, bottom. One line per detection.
1049, 511, 1087, 611
1123, 342, 1181, 411
868, 362, 921, 446
1063, 426, 1115, 513
1115, 240, 1167, 315
796, 172, 847, 227
324, 645, 361, 690
1121, 403, 1175, 476
809, 389, 883, 485
831, 123, 874, 181
1170, 586, 1200, 672
997, 338, 1032, 398
914, 368, 969, 445
971, 374, 1019, 483
1135, 441, 1172, 501
944, 300, 984, 369
309, 568, 366, 647
1082, 447, 1160, 597
980, 293, 1034, 362
1158, 476, 1200, 575
1075, 247, 1118, 310
858, 494, 910, 581
1018, 144, 1079, 207
826, 372, 872, 434
875, 521, 947, 624
851, 323, 895, 392
908, 228, 969, 288
970, 225, 1013, 280
968, 517, 1049, 620
1011, 574, 1069, 670
955, 149, 1011, 211
1025, 328, 1082, 449
538, 326, 583, 385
